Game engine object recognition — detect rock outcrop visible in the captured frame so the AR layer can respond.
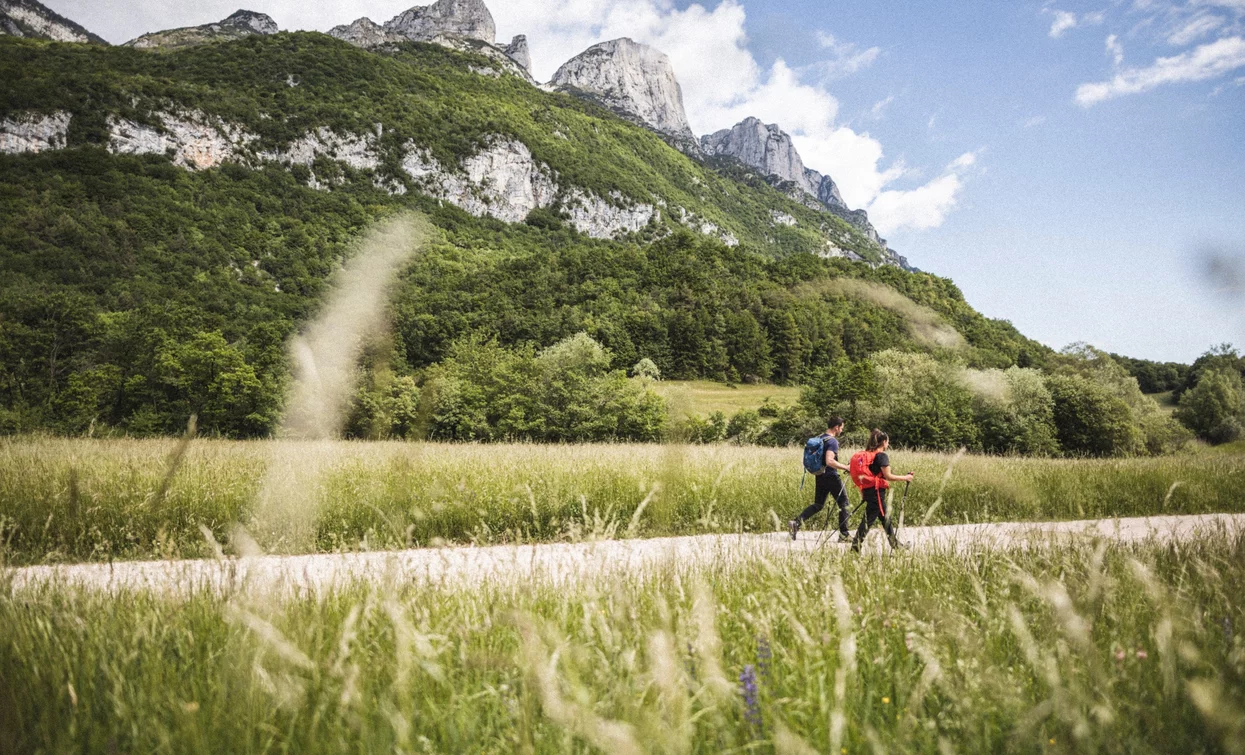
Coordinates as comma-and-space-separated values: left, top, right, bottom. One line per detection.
1, 110, 71, 153
700, 117, 848, 211
551, 38, 699, 154
328, 17, 403, 48
125, 10, 278, 50
383, 0, 495, 44
503, 34, 530, 73
0, 0, 107, 43
107, 111, 256, 169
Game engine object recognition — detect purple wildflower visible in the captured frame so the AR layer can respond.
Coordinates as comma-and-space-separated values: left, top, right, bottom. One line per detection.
756, 635, 772, 685
739, 664, 762, 732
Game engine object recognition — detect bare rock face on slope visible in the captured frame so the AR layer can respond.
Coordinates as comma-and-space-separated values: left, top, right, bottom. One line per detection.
328, 17, 404, 48
0, 0, 107, 43
503, 34, 531, 73
551, 38, 700, 155
125, 10, 277, 50
383, 0, 496, 44
700, 117, 847, 210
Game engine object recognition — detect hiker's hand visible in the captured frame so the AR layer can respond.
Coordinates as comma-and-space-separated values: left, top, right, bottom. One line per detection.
905, 473, 915, 482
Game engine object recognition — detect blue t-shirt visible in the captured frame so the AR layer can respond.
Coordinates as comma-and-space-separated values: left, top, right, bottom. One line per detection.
822, 434, 840, 462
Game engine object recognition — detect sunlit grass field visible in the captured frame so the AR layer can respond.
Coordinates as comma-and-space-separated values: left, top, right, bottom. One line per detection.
2, 437, 1244, 565
652, 380, 801, 418
2, 536, 1242, 753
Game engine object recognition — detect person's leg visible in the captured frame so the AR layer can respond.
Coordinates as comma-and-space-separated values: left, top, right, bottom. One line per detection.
830, 474, 852, 538
850, 491, 878, 552
791, 473, 832, 539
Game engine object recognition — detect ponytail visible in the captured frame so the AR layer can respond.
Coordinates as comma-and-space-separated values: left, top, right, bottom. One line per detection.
866, 429, 888, 451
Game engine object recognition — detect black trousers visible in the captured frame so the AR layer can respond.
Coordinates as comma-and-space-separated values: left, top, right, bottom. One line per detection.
852, 487, 899, 549
797, 472, 850, 535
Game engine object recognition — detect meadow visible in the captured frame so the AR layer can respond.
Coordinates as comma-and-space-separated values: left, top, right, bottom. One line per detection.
653, 380, 801, 418
2, 437, 1245, 565
1, 535, 1242, 753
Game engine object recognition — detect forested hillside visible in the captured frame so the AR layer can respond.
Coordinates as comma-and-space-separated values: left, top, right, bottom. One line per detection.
1, 33, 1048, 438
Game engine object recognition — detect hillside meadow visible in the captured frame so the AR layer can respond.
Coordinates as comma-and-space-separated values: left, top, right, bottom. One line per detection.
2, 535, 1242, 753
3, 436, 1244, 565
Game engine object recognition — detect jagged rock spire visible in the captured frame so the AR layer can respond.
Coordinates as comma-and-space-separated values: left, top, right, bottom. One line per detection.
383, 0, 496, 44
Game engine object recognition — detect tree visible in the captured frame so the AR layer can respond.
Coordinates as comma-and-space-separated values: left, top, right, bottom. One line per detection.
1046, 374, 1142, 457
1174, 367, 1245, 444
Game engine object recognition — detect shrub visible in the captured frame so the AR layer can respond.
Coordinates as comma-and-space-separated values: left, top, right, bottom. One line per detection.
1046, 373, 1143, 457
1174, 367, 1245, 444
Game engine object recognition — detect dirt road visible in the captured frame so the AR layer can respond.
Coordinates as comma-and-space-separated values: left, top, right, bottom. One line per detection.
8, 513, 1242, 596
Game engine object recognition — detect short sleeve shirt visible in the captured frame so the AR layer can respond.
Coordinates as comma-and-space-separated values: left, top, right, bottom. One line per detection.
823, 435, 840, 462
869, 451, 890, 476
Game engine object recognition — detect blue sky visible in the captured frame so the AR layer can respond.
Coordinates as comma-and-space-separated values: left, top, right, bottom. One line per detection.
48, 0, 1245, 363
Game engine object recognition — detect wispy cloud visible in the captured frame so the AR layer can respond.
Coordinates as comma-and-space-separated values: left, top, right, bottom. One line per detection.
1076, 35, 1245, 105
1106, 34, 1125, 66
867, 95, 895, 120
868, 151, 982, 235
1048, 8, 1105, 38
1167, 13, 1226, 45
813, 30, 882, 77
1022, 115, 1047, 128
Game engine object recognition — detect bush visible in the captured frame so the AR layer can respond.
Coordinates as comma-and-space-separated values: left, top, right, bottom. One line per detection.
725, 409, 763, 444
973, 367, 1061, 456
1046, 373, 1143, 457
1174, 367, 1245, 444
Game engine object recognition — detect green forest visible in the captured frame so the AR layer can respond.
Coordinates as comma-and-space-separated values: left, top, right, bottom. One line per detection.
1, 33, 1238, 454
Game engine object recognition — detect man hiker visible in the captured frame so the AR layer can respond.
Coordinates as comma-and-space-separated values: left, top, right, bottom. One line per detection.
789, 416, 853, 542
849, 429, 913, 552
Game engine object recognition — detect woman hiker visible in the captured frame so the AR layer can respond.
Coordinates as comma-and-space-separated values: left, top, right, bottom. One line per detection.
849, 429, 913, 552
788, 416, 853, 542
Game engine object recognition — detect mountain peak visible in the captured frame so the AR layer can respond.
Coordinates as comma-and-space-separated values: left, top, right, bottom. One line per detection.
383, 0, 496, 44
125, 9, 278, 50
0, 0, 108, 44
551, 38, 699, 154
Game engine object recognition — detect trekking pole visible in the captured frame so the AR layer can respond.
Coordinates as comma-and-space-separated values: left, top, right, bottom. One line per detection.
897, 480, 910, 538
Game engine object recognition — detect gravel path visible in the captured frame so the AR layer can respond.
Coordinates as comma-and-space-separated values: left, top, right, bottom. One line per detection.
8, 513, 1243, 597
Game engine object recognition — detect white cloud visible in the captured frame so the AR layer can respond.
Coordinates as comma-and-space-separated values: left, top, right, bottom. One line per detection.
867, 95, 895, 120
927, 114, 938, 129
1050, 10, 1080, 37
1167, 13, 1225, 45
1076, 35, 1245, 105
867, 152, 980, 235
811, 30, 882, 77
1106, 34, 1125, 65
1022, 115, 1047, 128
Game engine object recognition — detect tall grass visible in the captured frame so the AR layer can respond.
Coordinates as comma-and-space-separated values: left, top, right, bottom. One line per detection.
2, 536, 1242, 752
2, 437, 1244, 564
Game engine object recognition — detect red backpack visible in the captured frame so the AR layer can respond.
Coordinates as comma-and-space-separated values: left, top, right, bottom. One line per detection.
849, 450, 889, 491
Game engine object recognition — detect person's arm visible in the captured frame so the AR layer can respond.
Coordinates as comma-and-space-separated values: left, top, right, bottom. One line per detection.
879, 465, 914, 483
825, 448, 849, 472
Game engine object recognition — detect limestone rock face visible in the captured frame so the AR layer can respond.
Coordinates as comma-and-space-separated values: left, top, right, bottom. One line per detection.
701, 117, 816, 195
551, 38, 698, 152
0, 0, 107, 43
1, 110, 71, 153
106, 111, 257, 170
125, 10, 278, 50
503, 34, 530, 73
383, 0, 495, 44
328, 17, 403, 48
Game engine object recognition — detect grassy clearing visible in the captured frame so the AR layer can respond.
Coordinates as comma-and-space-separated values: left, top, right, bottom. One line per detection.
2, 536, 1242, 753
652, 380, 801, 418
2, 438, 1245, 565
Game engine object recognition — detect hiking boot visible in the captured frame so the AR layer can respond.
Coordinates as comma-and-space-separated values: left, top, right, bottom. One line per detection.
788, 519, 800, 541
890, 539, 911, 551
850, 537, 862, 553
837, 532, 853, 543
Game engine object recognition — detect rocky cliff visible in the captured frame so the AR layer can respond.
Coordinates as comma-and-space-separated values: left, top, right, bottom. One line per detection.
125, 10, 278, 50
551, 38, 700, 155
700, 116, 909, 265
0, 0, 106, 43
327, 18, 404, 48
503, 35, 530, 73
383, 0, 495, 44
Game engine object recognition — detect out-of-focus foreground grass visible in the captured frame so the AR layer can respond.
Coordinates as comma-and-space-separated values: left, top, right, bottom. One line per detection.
1, 536, 1242, 753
